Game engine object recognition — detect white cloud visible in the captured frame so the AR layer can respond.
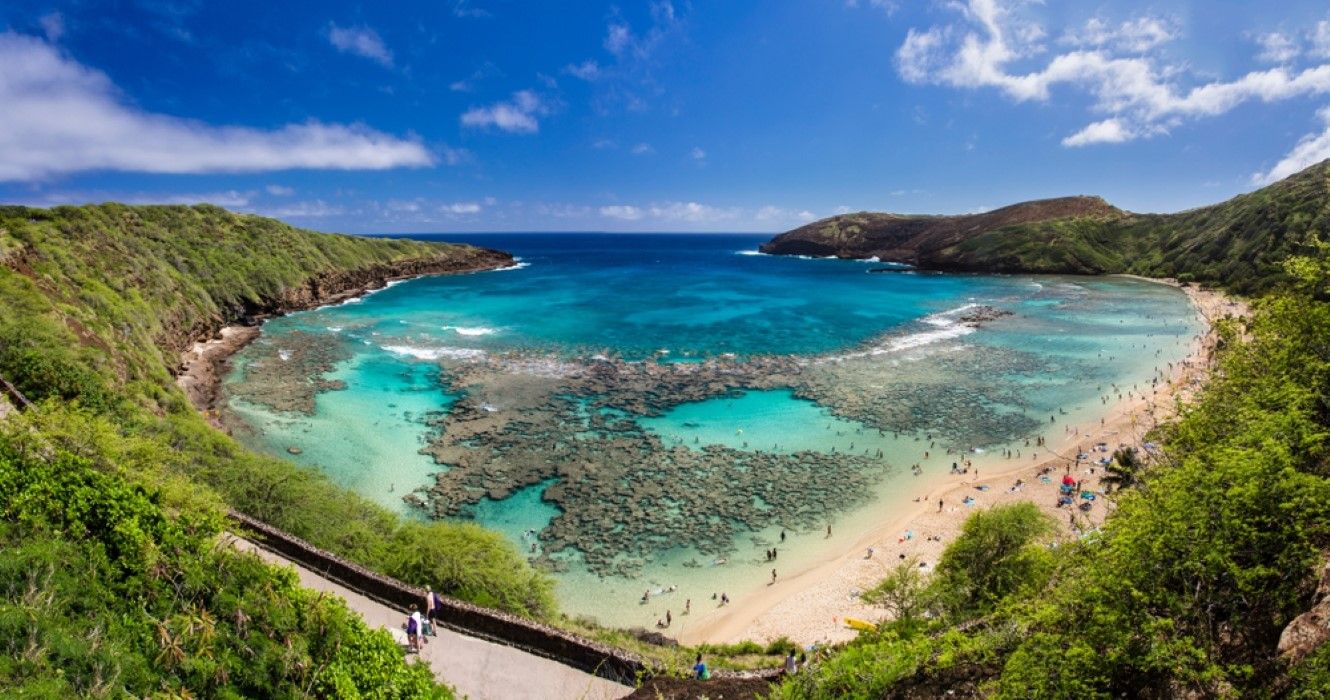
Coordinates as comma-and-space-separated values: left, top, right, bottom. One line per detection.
460, 90, 548, 134
755, 205, 818, 223
129, 190, 253, 206
631, 142, 654, 155
594, 201, 818, 227
1252, 106, 1330, 184
690, 146, 706, 160
266, 184, 295, 196
1255, 32, 1299, 64
565, 60, 601, 80
846, 0, 900, 16
605, 22, 633, 57
0, 33, 433, 181
895, 1, 1330, 147
265, 200, 344, 218
453, 1, 490, 19
1061, 16, 1177, 53
442, 202, 482, 214
1313, 21, 1330, 60
1061, 117, 1133, 147
327, 24, 392, 67
599, 205, 644, 220
39, 12, 64, 42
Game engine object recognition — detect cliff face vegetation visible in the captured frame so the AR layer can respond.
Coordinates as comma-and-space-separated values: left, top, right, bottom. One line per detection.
0, 205, 548, 696
762, 159, 1330, 294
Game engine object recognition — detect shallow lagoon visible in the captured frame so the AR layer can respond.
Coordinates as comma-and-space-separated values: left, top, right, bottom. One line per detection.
223, 233, 1202, 628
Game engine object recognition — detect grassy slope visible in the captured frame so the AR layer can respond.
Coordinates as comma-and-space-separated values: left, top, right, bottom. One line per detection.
930, 160, 1330, 294
0, 204, 791, 679
0, 204, 556, 624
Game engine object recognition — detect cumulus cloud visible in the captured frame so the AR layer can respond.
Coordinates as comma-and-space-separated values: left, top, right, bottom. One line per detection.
1061, 117, 1133, 147
1255, 32, 1299, 64
1061, 16, 1177, 53
597, 201, 816, 227
39, 12, 64, 41
564, 60, 601, 80
264, 200, 344, 218
327, 24, 392, 67
1252, 106, 1330, 184
442, 201, 482, 214
1315, 21, 1330, 60
460, 90, 548, 133
0, 33, 433, 181
599, 205, 643, 220
895, 1, 1330, 147
690, 146, 706, 161
631, 142, 654, 155
265, 184, 294, 196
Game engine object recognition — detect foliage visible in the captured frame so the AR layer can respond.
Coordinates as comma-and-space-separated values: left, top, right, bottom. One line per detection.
775, 245, 1330, 697
0, 204, 554, 622
861, 557, 929, 633
932, 159, 1330, 294
0, 416, 449, 698
1099, 446, 1144, 492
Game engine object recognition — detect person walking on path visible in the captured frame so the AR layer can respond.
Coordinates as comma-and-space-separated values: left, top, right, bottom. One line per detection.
784, 651, 799, 676
406, 608, 421, 653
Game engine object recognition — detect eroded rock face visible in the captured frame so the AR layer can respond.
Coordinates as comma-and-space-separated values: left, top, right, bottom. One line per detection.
1279, 559, 1330, 664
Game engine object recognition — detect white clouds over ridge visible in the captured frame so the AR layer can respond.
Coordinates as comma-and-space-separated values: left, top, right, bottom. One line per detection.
895, 1, 1330, 149
1252, 107, 1330, 184
0, 32, 433, 181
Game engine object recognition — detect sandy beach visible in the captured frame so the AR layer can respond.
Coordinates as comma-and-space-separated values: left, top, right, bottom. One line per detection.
680, 280, 1248, 646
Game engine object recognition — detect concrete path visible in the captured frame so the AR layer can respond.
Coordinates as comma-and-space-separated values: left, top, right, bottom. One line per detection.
231, 537, 631, 700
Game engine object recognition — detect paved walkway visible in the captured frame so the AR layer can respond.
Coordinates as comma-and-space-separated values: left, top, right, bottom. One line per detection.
231, 537, 631, 700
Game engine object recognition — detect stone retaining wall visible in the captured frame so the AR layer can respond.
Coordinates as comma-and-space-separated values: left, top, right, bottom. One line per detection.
227, 511, 649, 685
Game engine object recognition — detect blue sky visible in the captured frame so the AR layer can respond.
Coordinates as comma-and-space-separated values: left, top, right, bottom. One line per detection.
2, 1, 1330, 232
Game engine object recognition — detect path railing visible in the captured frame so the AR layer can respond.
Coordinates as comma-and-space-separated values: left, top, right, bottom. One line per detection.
227, 510, 651, 685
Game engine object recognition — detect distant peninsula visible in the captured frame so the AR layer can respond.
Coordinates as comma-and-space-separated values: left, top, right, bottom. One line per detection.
761, 158, 1330, 293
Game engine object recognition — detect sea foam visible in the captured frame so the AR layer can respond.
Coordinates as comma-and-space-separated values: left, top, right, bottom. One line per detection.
382, 345, 486, 361
443, 325, 498, 336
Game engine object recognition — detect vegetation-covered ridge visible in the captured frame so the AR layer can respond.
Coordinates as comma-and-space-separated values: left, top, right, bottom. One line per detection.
0, 204, 556, 693
761, 158, 1330, 293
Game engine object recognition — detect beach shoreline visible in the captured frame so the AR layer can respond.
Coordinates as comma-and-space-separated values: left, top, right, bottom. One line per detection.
677, 279, 1247, 646
176, 255, 518, 428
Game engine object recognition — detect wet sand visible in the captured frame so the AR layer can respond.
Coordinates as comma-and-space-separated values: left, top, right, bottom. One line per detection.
679, 281, 1246, 646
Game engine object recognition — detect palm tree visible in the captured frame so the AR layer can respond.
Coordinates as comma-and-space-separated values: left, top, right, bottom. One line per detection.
1100, 447, 1144, 492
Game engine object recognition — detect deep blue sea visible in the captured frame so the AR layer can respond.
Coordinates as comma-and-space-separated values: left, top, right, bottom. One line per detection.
223, 233, 1203, 628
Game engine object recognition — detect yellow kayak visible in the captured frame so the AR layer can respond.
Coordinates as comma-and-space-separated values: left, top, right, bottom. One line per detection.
843, 617, 877, 631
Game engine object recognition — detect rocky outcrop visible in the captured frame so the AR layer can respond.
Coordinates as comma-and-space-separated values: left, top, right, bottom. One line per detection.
759, 196, 1122, 263
1278, 558, 1330, 664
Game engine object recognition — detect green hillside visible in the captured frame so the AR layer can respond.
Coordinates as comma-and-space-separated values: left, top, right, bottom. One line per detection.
764, 159, 1330, 294
0, 205, 550, 697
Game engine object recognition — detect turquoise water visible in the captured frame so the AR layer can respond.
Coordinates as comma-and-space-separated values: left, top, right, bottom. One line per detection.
223, 233, 1203, 629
